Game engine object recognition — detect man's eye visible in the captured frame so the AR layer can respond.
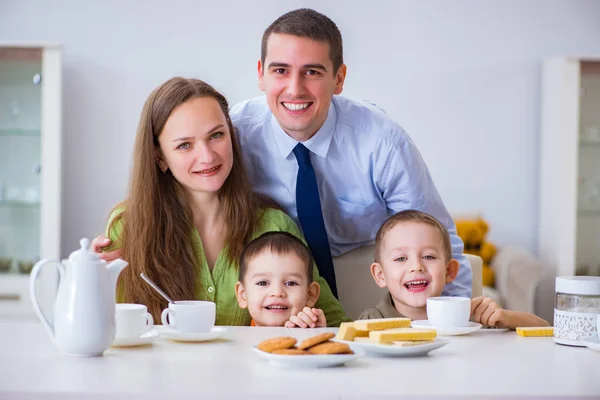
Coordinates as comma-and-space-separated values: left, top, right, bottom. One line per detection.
274, 68, 286, 74
177, 142, 191, 150
306, 69, 320, 76
256, 281, 268, 286
210, 132, 224, 140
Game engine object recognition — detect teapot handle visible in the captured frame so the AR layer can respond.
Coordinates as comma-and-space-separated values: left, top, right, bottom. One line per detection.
29, 260, 65, 339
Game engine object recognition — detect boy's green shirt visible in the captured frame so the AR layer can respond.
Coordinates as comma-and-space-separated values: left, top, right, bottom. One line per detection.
106, 207, 350, 327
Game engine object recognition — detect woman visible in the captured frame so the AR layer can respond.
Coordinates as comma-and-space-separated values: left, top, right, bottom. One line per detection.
96, 77, 347, 326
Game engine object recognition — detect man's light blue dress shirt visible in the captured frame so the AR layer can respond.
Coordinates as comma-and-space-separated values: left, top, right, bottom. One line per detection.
230, 95, 472, 297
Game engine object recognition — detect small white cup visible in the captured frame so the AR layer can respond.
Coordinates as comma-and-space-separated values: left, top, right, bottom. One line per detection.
115, 303, 154, 339
426, 296, 471, 328
161, 301, 216, 333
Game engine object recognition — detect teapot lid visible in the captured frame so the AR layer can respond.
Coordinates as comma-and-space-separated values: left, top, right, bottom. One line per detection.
68, 238, 101, 265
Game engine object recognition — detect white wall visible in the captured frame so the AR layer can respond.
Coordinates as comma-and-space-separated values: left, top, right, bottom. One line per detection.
1, 0, 600, 261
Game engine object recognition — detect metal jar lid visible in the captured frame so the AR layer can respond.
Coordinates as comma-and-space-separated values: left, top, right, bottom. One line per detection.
555, 276, 600, 295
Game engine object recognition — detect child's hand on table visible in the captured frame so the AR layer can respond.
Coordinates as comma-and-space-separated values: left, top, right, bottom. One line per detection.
285, 307, 327, 328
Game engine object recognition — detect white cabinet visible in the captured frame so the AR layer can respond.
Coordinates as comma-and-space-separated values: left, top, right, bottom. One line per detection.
538, 56, 600, 278
0, 44, 62, 319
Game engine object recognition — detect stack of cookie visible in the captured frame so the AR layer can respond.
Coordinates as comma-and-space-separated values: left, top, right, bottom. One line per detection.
257, 333, 354, 355
336, 318, 436, 347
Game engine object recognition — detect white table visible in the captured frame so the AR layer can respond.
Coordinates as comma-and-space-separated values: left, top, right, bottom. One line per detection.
0, 321, 598, 399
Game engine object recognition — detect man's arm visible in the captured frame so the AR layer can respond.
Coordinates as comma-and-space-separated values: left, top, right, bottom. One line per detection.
376, 128, 472, 298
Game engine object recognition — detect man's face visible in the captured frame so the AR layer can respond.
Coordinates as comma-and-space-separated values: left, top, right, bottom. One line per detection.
258, 33, 346, 142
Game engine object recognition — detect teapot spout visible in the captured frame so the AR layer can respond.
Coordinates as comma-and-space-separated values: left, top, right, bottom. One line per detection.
106, 259, 128, 302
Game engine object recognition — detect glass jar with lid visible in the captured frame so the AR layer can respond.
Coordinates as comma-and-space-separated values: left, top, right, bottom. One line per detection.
554, 276, 600, 346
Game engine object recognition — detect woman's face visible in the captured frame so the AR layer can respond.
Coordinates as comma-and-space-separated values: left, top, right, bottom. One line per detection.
158, 97, 233, 197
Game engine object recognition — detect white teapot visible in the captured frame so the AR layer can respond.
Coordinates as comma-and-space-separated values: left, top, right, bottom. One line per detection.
30, 238, 128, 357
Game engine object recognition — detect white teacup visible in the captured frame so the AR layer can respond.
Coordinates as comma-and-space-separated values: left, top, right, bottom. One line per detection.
161, 301, 216, 333
426, 296, 471, 328
115, 303, 154, 339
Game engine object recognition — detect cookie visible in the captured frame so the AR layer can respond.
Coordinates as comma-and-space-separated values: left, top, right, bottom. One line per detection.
297, 332, 335, 350
257, 336, 297, 353
271, 348, 310, 355
307, 341, 351, 355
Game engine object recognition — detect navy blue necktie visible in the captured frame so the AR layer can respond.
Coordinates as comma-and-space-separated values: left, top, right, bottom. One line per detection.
293, 143, 338, 298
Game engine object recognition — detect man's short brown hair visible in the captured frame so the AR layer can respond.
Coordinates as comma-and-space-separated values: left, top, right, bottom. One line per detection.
239, 231, 314, 283
374, 210, 452, 263
261, 8, 344, 74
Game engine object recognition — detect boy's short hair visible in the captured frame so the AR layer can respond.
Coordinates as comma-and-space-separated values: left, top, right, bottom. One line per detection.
374, 210, 453, 263
239, 231, 314, 283
261, 8, 344, 74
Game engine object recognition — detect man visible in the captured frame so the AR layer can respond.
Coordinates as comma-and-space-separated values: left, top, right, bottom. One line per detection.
95, 8, 472, 299
230, 8, 471, 298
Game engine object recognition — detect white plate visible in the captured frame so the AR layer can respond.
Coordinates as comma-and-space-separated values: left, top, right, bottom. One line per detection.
111, 330, 160, 347
411, 320, 482, 336
581, 335, 600, 352
338, 338, 449, 357
252, 346, 364, 368
156, 326, 227, 342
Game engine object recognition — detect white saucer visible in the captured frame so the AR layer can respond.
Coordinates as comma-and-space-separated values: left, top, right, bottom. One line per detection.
337, 338, 449, 357
581, 335, 600, 352
252, 346, 364, 368
411, 320, 482, 336
156, 326, 227, 342
111, 330, 159, 347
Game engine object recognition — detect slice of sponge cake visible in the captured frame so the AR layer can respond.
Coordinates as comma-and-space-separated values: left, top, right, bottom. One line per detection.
353, 318, 411, 331
369, 328, 437, 343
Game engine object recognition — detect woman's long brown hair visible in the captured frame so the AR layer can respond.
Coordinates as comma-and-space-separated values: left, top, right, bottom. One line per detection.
110, 78, 259, 319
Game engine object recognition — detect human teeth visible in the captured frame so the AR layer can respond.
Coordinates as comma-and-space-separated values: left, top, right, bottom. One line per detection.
283, 102, 309, 111
267, 305, 287, 309
406, 280, 427, 286
198, 166, 218, 174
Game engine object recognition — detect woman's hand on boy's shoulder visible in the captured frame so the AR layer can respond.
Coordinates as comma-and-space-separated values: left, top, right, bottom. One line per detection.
470, 296, 510, 329
285, 307, 327, 329
92, 235, 123, 262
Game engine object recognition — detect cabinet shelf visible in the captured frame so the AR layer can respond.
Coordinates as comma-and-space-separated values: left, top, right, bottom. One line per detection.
0, 129, 40, 137
579, 139, 600, 148
0, 200, 40, 208
578, 209, 600, 217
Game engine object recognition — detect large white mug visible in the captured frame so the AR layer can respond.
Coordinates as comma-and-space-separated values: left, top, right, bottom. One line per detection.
115, 303, 153, 339
161, 301, 216, 333
427, 296, 471, 328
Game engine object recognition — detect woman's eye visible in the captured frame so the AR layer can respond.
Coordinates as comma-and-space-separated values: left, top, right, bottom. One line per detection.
210, 132, 224, 140
177, 142, 191, 150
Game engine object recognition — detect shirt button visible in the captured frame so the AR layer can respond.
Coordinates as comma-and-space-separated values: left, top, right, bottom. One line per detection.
208, 287, 214, 293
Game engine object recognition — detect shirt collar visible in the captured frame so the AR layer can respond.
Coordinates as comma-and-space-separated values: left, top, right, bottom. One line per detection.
377, 292, 406, 318
270, 101, 337, 159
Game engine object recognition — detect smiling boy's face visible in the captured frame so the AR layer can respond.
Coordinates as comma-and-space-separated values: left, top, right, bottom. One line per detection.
235, 251, 320, 327
370, 222, 459, 317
